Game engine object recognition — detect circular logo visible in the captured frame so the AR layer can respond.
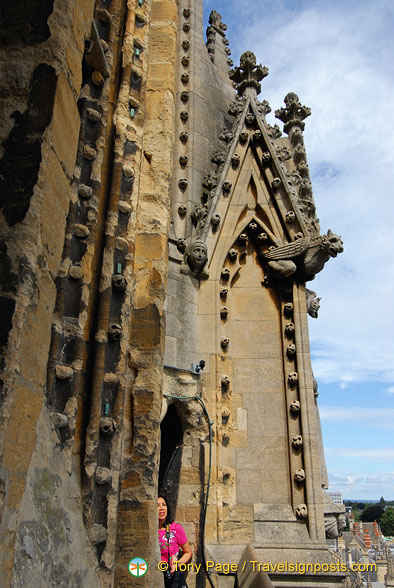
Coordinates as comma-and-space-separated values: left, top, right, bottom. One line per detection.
128, 557, 148, 577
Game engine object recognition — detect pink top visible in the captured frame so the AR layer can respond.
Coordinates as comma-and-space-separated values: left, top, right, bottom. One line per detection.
158, 522, 188, 562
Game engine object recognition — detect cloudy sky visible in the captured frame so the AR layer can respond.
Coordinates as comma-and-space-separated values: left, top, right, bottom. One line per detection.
204, 0, 394, 499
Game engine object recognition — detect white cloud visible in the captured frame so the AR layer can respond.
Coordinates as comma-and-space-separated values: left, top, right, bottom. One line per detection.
320, 406, 394, 430
327, 471, 394, 499
325, 448, 394, 463
387, 387, 394, 395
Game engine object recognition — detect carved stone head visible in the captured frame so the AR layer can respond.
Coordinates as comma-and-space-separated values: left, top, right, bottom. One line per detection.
289, 400, 301, 414
239, 130, 248, 142
262, 151, 271, 163
180, 111, 189, 121
220, 288, 228, 298
221, 337, 229, 348
325, 229, 344, 258
257, 232, 268, 241
182, 40, 190, 50
221, 374, 230, 387
181, 73, 189, 83
232, 154, 240, 167
287, 344, 296, 357
211, 214, 221, 226
292, 435, 303, 448
177, 237, 186, 253
222, 181, 232, 193
181, 91, 189, 102
178, 178, 188, 190
271, 177, 282, 189
108, 324, 122, 341
294, 469, 306, 483
228, 248, 237, 260
99, 417, 117, 437
253, 129, 262, 140
285, 323, 295, 336
284, 302, 293, 317
245, 113, 256, 126
179, 131, 188, 142
288, 372, 298, 386
296, 504, 308, 519
186, 241, 208, 272
238, 233, 248, 243
221, 268, 230, 281
179, 155, 188, 166
286, 211, 295, 223
112, 274, 127, 291
220, 307, 229, 319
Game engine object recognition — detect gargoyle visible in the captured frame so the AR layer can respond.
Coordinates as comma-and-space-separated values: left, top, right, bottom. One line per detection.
263, 230, 343, 280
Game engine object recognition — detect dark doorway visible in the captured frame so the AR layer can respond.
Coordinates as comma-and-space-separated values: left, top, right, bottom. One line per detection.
158, 404, 183, 508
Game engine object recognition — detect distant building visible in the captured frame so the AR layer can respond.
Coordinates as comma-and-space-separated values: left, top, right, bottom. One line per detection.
329, 492, 344, 505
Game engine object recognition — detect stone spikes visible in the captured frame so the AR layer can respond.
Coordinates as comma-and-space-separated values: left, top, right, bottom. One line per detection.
229, 51, 269, 97
275, 92, 311, 134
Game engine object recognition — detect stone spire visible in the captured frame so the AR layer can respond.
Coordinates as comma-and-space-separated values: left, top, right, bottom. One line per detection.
229, 51, 268, 97
275, 92, 311, 134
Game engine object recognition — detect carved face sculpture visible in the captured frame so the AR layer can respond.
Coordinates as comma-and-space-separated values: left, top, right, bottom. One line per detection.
257, 232, 268, 242
309, 298, 321, 318
211, 214, 221, 226
248, 222, 258, 231
296, 504, 308, 519
108, 324, 122, 341
294, 469, 306, 483
271, 177, 281, 189
220, 288, 228, 298
221, 337, 229, 348
337, 514, 346, 533
292, 435, 303, 448
228, 248, 237, 260
221, 268, 230, 281
326, 229, 344, 258
178, 205, 187, 216
288, 372, 298, 386
239, 130, 248, 142
222, 181, 232, 192
289, 400, 301, 414
177, 237, 186, 252
179, 155, 188, 166
221, 375, 230, 387
253, 130, 261, 140
99, 417, 116, 437
220, 307, 229, 319
286, 211, 295, 223
285, 323, 295, 336
188, 242, 208, 270
284, 302, 294, 317
262, 151, 271, 163
287, 344, 296, 357
180, 111, 189, 121
238, 233, 248, 243
112, 274, 127, 291
232, 154, 240, 167
245, 113, 256, 126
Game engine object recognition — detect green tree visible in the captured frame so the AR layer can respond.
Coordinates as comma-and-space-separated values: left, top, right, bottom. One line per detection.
381, 507, 394, 536
360, 503, 385, 523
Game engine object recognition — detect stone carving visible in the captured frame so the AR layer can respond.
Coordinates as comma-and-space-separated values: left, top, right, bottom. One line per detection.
191, 203, 208, 225
271, 177, 282, 189
306, 288, 321, 318
267, 124, 282, 139
181, 240, 208, 278
221, 268, 230, 281
219, 130, 234, 143
181, 56, 189, 66
211, 214, 221, 226
221, 408, 230, 423
211, 151, 227, 166
178, 205, 187, 216
203, 174, 218, 191
221, 337, 229, 349
177, 238, 186, 253
292, 435, 303, 448
256, 99, 272, 116
178, 178, 188, 190
182, 40, 190, 50
220, 288, 228, 298
296, 504, 308, 519
95, 466, 112, 485
181, 91, 189, 102
284, 302, 293, 317
228, 248, 237, 260
289, 400, 301, 414
275, 92, 311, 134
221, 375, 230, 387
180, 111, 188, 121
53, 413, 69, 428
78, 184, 93, 199
74, 224, 90, 238
248, 222, 258, 231
181, 73, 189, 83
183, 8, 191, 17
55, 365, 73, 380
228, 96, 245, 117
245, 113, 255, 126
257, 232, 268, 241
220, 307, 228, 319
262, 151, 271, 163
287, 344, 296, 358
222, 181, 232, 193
229, 51, 269, 96
179, 131, 188, 142
325, 513, 346, 539
288, 372, 298, 386
313, 375, 318, 397
108, 324, 122, 341
232, 154, 240, 168
238, 233, 248, 243
252, 129, 262, 140
285, 323, 295, 336
183, 23, 190, 32
239, 130, 248, 142
276, 146, 291, 162
294, 469, 306, 483
99, 417, 116, 437
225, 47, 231, 56
179, 155, 188, 166
286, 211, 295, 223
112, 274, 127, 291
263, 230, 344, 280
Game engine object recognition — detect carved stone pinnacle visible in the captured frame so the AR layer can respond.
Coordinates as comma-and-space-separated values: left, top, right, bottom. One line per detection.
229, 51, 269, 97
275, 92, 311, 134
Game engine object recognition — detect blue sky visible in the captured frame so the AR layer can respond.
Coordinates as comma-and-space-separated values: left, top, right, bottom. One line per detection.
203, 0, 394, 499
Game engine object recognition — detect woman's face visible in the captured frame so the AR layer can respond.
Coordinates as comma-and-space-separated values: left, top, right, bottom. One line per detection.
158, 497, 167, 523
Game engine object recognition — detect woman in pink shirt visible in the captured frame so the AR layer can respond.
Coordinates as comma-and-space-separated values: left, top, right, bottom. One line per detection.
158, 495, 192, 586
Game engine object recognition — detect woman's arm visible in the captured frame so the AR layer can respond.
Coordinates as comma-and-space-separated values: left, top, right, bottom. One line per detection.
171, 541, 192, 572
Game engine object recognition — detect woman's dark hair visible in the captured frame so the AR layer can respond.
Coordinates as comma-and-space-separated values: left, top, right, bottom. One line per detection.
158, 494, 173, 526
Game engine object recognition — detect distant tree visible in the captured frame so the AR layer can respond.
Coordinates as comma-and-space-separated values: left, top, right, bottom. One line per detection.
380, 508, 394, 536
359, 503, 385, 523
379, 496, 386, 506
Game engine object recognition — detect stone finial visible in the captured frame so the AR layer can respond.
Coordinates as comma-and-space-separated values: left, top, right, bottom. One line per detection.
275, 92, 311, 134
229, 51, 269, 97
